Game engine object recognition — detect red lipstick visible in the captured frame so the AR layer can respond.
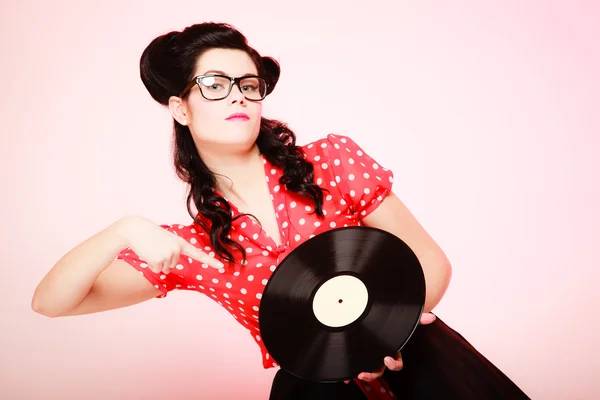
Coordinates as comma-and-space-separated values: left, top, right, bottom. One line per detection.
226, 112, 250, 121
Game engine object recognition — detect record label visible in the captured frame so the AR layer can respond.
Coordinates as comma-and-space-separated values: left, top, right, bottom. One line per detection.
312, 274, 369, 328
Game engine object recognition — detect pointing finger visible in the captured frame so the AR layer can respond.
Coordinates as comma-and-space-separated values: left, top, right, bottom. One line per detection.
178, 237, 224, 268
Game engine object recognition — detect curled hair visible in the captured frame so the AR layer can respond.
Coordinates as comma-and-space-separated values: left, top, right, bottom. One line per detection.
139, 22, 325, 263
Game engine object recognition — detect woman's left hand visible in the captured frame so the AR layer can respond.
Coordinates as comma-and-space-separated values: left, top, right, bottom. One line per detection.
345, 312, 437, 383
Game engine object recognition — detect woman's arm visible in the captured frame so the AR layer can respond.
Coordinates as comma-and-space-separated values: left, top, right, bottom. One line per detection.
31, 216, 162, 318
361, 192, 452, 312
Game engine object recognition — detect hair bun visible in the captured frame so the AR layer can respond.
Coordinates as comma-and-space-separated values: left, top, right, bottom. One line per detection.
262, 56, 281, 95
139, 31, 182, 105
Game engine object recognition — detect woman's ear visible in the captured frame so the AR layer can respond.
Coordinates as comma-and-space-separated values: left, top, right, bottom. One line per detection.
168, 96, 189, 126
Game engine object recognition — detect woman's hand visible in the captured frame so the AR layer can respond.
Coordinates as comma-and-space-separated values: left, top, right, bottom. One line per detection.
345, 312, 437, 383
118, 215, 224, 273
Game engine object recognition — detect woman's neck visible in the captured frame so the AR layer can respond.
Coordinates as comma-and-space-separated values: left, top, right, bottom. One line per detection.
200, 144, 264, 197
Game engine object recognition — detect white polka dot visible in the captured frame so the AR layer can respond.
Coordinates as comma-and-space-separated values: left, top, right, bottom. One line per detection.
330, 181, 336, 187
176, 264, 184, 270
223, 293, 229, 298
160, 274, 166, 280
282, 221, 288, 228
299, 218, 306, 225
278, 204, 284, 211
305, 205, 312, 211
140, 263, 147, 268
350, 190, 356, 197
246, 247, 253, 253
364, 188, 371, 194
256, 263, 263, 268
248, 275, 254, 282
364, 172, 370, 179
349, 158, 355, 165
314, 221, 321, 227
326, 195, 333, 201
295, 234, 301, 241
196, 275, 203, 281
334, 159, 340, 166
241, 288, 247, 294
256, 293, 262, 299
290, 201, 297, 208
270, 265, 276, 271
226, 282, 232, 289
238, 300, 245, 305
320, 143, 327, 148
212, 278, 219, 284
262, 279, 268, 285
357, 150, 363, 156
330, 222, 336, 228
348, 174, 355, 181
340, 199, 346, 205
274, 185, 280, 192
201, 263, 208, 269
321, 163, 328, 170
241, 222, 247, 228
253, 306, 259, 311
256, 335, 261, 341
314, 155, 321, 161
317, 178, 323, 185
262, 251, 269, 256
234, 271, 240, 276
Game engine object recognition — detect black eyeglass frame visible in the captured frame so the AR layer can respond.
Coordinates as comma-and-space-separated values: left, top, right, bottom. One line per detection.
178, 74, 269, 101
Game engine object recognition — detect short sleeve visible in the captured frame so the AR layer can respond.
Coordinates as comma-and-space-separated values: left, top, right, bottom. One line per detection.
116, 223, 205, 298
325, 134, 394, 218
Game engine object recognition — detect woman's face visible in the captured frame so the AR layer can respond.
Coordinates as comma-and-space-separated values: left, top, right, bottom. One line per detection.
173, 48, 264, 154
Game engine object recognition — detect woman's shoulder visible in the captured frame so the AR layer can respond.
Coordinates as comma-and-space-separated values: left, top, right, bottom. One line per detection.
158, 220, 212, 249
300, 133, 357, 152
300, 133, 392, 176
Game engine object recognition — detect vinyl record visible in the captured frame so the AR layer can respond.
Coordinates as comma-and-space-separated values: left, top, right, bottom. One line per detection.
258, 226, 426, 383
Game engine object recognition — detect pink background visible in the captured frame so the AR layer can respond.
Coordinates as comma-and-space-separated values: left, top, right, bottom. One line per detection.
1, 1, 598, 399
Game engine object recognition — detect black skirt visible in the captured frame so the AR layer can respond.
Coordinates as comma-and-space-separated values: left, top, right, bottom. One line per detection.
268, 314, 531, 400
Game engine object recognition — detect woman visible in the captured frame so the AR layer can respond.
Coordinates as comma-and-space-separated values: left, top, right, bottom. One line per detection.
32, 22, 528, 399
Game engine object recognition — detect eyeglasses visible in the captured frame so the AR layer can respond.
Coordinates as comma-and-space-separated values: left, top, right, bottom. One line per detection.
179, 74, 269, 101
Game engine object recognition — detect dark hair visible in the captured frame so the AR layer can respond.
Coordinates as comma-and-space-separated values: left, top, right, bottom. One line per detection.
139, 22, 325, 264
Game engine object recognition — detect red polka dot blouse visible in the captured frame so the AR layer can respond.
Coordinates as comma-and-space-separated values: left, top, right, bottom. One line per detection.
117, 134, 400, 398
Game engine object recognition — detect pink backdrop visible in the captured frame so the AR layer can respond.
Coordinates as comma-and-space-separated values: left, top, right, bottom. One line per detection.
2, 1, 598, 399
